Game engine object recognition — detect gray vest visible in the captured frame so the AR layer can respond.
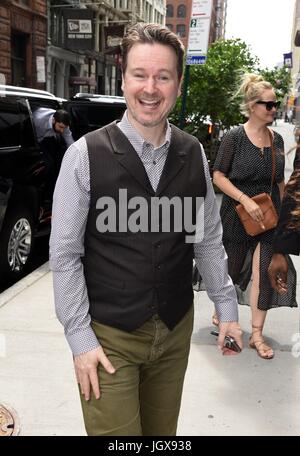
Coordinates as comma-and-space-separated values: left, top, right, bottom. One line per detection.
83, 122, 207, 331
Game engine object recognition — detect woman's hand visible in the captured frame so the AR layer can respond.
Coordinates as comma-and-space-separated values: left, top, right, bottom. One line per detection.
240, 195, 265, 229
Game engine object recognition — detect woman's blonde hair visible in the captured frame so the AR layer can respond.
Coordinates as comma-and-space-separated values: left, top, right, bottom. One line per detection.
237, 73, 274, 117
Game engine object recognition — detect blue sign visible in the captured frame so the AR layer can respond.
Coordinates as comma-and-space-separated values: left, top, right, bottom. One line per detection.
283, 52, 292, 68
186, 55, 207, 65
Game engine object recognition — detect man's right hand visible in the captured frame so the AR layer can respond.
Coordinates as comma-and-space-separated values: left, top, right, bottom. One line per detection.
74, 346, 115, 401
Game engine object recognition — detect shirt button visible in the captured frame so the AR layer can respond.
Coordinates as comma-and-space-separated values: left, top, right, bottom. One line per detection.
153, 160, 157, 165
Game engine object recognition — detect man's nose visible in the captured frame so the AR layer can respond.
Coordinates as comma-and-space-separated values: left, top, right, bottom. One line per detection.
144, 77, 157, 93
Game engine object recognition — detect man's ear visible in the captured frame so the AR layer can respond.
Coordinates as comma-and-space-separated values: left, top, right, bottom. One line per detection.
121, 73, 125, 92
177, 76, 183, 97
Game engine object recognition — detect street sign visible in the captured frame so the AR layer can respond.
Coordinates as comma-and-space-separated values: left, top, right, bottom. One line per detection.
186, 0, 212, 65
186, 55, 207, 65
190, 0, 212, 17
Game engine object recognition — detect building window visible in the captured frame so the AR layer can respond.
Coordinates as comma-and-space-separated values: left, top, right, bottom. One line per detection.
177, 4, 186, 18
176, 24, 186, 37
166, 4, 173, 17
11, 32, 27, 86
166, 24, 173, 31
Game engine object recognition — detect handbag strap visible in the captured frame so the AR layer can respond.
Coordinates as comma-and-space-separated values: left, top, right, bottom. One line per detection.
267, 128, 276, 195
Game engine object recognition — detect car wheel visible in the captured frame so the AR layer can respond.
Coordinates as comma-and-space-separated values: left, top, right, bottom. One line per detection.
0, 207, 34, 284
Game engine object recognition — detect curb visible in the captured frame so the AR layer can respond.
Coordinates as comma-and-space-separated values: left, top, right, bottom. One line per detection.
0, 262, 50, 309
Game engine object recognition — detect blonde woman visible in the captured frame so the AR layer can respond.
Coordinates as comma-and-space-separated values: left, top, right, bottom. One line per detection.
212, 74, 297, 359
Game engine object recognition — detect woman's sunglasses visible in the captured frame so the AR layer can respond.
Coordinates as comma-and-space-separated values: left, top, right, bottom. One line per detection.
256, 100, 281, 111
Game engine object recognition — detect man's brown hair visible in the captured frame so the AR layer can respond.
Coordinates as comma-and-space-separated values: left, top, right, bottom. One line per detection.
121, 23, 185, 80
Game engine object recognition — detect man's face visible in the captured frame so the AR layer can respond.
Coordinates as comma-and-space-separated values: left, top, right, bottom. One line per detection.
121, 42, 182, 131
53, 121, 68, 135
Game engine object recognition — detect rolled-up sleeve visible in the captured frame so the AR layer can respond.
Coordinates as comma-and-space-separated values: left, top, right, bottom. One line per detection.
49, 137, 100, 355
194, 144, 239, 322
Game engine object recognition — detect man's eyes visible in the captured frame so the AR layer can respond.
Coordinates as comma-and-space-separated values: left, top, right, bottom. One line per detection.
133, 74, 170, 81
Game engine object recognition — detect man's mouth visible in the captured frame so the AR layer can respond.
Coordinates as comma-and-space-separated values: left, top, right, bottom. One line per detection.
139, 99, 160, 108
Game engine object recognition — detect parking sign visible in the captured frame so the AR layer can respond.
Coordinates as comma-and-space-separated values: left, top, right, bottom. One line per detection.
186, 0, 212, 65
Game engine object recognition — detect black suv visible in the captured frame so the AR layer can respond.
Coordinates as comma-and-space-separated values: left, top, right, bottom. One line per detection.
64, 93, 126, 140
0, 87, 126, 284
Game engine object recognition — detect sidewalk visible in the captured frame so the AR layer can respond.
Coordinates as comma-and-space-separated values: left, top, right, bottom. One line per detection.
0, 257, 300, 436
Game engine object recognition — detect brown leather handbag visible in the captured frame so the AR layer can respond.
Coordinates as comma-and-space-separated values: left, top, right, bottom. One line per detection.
235, 129, 279, 236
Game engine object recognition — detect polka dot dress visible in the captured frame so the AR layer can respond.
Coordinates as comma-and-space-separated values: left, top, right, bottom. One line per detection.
213, 125, 297, 310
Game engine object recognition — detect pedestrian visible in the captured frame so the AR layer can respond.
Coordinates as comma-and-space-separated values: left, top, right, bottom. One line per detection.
32, 108, 74, 200
212, 73, 297, 359
33, 108, 74, 147
268, 143, 300, 292
50, 23, 242, 436
32, 107, 74, 148
288, 109, 293, 124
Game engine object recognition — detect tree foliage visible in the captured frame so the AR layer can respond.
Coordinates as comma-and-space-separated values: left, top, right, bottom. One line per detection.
170, 38, 259, 141
259, 66, 292, 102
169, 39, 292, 163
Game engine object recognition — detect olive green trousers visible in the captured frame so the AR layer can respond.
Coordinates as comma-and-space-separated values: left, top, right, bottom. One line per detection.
79, 306, 194, 436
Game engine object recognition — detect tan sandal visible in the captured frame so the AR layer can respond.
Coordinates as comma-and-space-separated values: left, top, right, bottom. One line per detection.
249, 324, 274, 359
212, 313, 219, 327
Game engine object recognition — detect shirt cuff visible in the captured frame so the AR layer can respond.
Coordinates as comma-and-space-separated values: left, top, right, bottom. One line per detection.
66, 325, 101, 356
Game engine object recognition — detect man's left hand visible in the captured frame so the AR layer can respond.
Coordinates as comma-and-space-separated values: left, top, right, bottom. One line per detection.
218, 322, 243, 356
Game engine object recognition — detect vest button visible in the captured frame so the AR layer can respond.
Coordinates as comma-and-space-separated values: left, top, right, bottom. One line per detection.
156, 264, 161, 269
155, 242, 161, 248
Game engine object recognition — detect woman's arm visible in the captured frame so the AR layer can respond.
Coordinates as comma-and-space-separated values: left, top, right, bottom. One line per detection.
213, 170, 265, 221
213, 170, 245, 202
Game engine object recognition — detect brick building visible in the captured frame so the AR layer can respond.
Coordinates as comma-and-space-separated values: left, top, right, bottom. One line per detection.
0, 0, 47, 89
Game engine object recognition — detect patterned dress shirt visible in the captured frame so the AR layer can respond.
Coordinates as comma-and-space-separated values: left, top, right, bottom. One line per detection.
50, 112, 238, 355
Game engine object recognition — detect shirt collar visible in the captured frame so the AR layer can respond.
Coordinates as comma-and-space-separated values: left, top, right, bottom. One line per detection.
118, 110, 171, 157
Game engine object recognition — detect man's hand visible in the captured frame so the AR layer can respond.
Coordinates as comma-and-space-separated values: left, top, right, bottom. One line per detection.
268, 253, 288, 294
218, 322, 243, 356
74, 346, 115, 401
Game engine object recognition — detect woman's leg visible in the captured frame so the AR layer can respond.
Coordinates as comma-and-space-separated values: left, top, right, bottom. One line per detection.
249, 243, 274, 359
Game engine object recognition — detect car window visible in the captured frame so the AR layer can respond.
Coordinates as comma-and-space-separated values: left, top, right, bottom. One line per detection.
68, 103, 126, 140
0, 100, 21, 148
19, 100, 36, 148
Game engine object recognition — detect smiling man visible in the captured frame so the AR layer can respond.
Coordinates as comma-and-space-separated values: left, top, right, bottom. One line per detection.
50, 23, 242, 436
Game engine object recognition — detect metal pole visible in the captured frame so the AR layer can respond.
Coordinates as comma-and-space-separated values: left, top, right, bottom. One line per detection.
178, 64, 190, 130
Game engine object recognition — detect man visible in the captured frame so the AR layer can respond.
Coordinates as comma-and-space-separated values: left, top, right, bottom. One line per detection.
33, 108, 74, 148
50, 23, 242, 436
33, 108, 74, 200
